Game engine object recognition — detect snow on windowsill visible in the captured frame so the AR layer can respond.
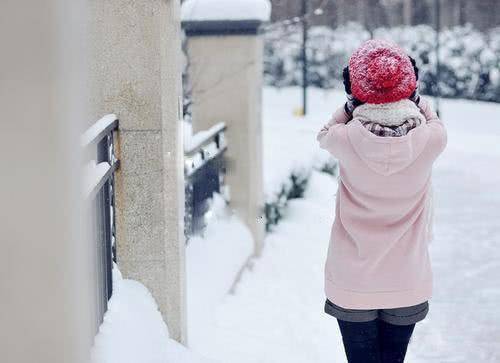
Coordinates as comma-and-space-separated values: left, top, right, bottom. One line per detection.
81, 114, 117, 147
181, 0, 271, 22
83, 160, 111, 198
184, 121, 226, 154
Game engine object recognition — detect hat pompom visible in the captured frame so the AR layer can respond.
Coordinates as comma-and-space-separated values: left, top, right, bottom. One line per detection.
349, 40, 416, 104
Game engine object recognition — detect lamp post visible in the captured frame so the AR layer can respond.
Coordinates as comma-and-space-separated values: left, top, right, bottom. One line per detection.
301, 0, 308, 115
435, 0, 441, 116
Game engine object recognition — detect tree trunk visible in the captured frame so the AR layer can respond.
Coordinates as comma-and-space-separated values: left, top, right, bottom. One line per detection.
403, 0, 413, 25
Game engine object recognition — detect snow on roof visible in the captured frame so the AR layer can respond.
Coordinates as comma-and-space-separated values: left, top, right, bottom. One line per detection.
181, 0, 271, 22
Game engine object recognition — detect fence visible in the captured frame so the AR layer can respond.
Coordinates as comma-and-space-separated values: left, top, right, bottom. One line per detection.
184, 122, 227, 238
82, 114, 120, 332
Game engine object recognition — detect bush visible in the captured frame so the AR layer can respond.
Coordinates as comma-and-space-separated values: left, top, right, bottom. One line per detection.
264, 161, 338, 232
264, 23, 500, 103
264, 23, 369, 89
264, 169, 310, 231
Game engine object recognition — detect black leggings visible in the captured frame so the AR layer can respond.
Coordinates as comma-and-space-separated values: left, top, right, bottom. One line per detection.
337, 319, 415, 363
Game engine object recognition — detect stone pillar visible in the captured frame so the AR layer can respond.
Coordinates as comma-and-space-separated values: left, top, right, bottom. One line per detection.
1, 1, 91, 362
89, 0, 187, 342
182, 1, 270, 255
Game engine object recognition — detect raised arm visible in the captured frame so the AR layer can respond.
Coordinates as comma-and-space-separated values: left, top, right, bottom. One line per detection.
317, 106, 350, 140
418, 97, 447, 155
316, 106, 350, 158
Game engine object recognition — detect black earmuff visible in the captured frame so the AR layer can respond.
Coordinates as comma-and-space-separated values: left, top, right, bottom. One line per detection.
343, 66, 364, 108
409, 56, 419, 81
342, 66, 352, 94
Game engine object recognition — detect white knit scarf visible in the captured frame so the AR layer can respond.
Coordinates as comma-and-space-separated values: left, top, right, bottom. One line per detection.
352, 99, 426, 127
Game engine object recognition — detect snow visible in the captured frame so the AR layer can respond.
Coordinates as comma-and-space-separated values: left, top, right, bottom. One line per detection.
83, 160, 111, 198
184, 121, 227, 175
81, 114, 117, 147
94, 87, 500, 362
91, 266, 213, 363
186, 194, 254, 352
181, 0, 271, 22
187, 87, 500, 362
189, 171, 346, 363
262, 87, 342, 200
184, 122, 226, 154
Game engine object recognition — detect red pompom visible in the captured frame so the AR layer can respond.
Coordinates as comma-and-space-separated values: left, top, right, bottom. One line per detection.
349, 40, 416, 104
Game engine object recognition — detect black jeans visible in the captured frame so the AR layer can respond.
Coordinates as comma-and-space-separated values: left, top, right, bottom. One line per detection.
337, 319, 415, 363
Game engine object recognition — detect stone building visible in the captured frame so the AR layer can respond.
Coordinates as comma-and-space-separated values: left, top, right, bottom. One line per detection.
3, 0, 187, 361
2, 0, 272, 361
88, 0, 187, 344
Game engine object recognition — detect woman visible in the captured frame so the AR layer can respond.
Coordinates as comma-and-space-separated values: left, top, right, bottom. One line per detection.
317, 40, 447, 363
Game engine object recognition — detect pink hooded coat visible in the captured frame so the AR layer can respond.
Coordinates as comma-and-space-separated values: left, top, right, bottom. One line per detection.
317, 98, 447, 309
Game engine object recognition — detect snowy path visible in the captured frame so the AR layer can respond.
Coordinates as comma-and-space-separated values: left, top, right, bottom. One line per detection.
189, 89, 500, 362
409, 99, 500, 362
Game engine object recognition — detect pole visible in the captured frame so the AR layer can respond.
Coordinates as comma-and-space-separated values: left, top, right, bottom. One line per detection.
435, 0, 441, 116
301, 0, 308, 115
403, 0, 412, 26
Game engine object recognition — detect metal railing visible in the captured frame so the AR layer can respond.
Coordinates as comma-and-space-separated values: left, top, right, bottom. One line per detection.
184, 122, 227, 238
82, 114, 120, 331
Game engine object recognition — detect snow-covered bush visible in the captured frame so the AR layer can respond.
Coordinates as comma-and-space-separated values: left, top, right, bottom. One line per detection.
375, 24, 500, 102
264, 160, 338, 232
264, 23, 370, 89
264, 24, 302, 88
264, 23, 500, 103
486, 27, 500, 98
265, 169, 310, 231
318, 159, 338, 177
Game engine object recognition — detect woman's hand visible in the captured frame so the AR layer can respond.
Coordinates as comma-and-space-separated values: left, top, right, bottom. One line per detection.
409, 84, 421, 105
317, 106, 350, 152
417, 98, 439, 123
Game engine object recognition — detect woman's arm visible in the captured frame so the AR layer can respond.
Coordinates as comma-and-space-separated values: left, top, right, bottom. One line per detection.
317, 106, 350, 140
419, 98, 448, 155
317, 106, 350, 158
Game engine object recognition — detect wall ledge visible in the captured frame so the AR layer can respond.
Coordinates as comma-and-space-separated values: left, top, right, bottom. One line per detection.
182, 19, 265, 36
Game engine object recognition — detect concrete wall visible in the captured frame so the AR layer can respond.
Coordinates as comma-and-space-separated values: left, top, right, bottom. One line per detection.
0, 1, 92, 362
88, 0, 187, 342
186, 33, 266, 254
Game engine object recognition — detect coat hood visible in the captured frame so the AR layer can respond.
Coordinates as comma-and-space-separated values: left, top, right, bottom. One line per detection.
347, 100, 429, 176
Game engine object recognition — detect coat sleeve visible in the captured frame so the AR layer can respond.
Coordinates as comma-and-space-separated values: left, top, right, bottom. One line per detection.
316, 106, 350, 159
419, 98, 447, 157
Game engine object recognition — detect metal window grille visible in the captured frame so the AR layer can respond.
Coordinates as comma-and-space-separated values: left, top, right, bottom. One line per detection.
82, 115, 120, 331
184, 123, 227, 239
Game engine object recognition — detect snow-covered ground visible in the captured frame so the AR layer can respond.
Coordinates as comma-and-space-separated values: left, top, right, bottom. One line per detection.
91, 266, 213, 363
262, 87, 343, 199
187, 87, 500, 362
187, 195, 254, 352
189, 171, 346, 363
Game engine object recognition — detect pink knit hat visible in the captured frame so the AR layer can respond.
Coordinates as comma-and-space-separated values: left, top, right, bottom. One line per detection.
349, 39, 417, 104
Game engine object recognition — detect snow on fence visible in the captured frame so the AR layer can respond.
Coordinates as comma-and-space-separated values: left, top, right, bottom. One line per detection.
184, 122, 228, 238
82, 114, 120, 333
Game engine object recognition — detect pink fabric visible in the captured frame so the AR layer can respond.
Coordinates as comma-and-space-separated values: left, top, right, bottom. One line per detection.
317, 98, 447, 309
349, 40, 417, 104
